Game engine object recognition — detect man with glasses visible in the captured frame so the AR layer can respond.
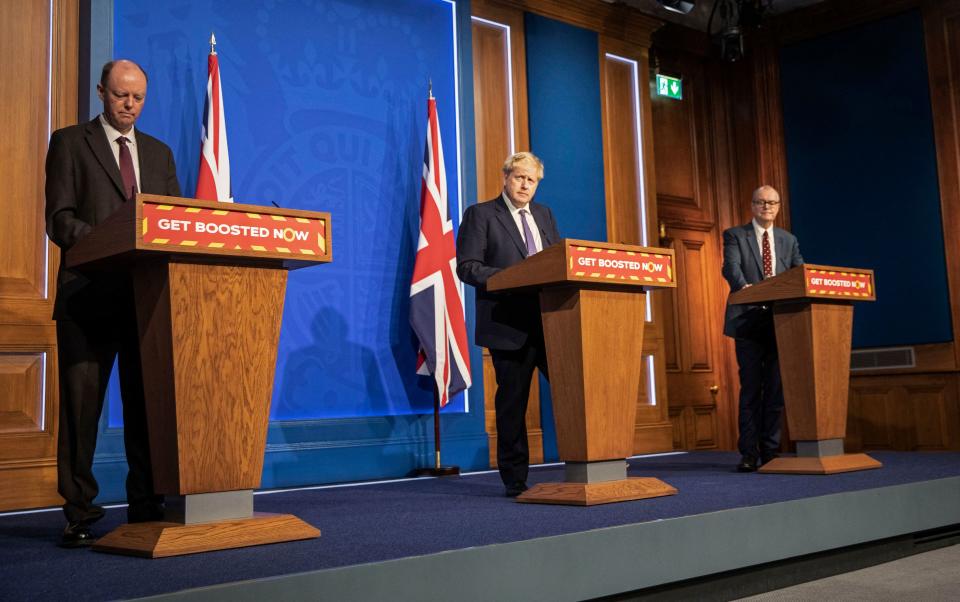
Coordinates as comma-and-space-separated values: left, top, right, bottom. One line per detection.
721, 185, 804, 472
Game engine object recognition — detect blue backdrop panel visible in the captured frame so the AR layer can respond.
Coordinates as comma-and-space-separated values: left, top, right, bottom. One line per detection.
524, 14, 607, 243
780, 9, 952, 348
113, 0, 466, 419
89, 0, 487, 499
524, 13, 606, 460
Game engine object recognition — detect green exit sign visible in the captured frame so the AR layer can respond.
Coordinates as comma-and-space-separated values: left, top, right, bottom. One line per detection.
656, 74, 682, 100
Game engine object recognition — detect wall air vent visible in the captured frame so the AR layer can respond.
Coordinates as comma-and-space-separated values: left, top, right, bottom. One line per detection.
850, 347, 916, 371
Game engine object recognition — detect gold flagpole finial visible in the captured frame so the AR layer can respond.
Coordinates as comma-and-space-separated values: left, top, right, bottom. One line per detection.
209, 32, 217, 55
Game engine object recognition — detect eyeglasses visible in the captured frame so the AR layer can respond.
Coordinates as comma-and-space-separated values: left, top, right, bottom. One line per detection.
752, 200, 780, 208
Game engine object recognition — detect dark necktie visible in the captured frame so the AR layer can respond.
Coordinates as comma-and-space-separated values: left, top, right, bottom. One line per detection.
117, 136, 138, 201
762, 230, 773, 278
520, 209, 537, 256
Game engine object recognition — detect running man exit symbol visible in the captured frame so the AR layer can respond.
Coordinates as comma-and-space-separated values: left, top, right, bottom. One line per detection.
656, 74, 682, 100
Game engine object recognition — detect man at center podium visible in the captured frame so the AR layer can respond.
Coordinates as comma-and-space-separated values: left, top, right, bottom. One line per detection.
456, 152, 561, 497
721, 185, 804, 473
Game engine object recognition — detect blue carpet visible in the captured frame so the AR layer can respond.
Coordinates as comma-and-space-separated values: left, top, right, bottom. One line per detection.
1, 451, 958, 601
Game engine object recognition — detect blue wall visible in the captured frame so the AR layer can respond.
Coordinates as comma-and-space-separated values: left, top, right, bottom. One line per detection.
525, 13, 607, 460
780, 9, 952, 348
90, 0, 488, 500
524, 14, 607, 243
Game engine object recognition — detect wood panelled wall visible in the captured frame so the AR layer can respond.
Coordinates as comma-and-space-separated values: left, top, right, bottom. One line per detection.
0, 0, 78, 510
648, 0, 960, 453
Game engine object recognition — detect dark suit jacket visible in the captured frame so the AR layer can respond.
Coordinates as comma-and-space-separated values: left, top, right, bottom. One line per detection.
456, 196, 561, 350
721, 222, 804, 338
45, 118, 181, 320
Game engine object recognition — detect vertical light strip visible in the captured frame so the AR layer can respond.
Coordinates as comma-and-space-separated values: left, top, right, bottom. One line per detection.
646, 354, 657, 407
607, 53, 657, 405
446, 0, 464, 224
47, 0, 53, 140
443, 0, 468, 411
40, 352, 48, 429
471, 16, 516, 154
44, 0, 54, 300
606, 53, 652, 321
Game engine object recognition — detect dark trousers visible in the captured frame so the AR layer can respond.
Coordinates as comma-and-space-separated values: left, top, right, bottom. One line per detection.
489, 335, 549, 487
56, 311, 160, 525
734, 320, 784, 460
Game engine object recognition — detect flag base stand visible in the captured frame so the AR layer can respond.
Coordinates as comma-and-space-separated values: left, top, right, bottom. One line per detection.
413, 386, 460, 478
415, 465, 460, 477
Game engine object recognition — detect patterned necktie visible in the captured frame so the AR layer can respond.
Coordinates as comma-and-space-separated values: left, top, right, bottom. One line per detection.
520, 209, 537, 257
117, 136, 138, 201
762, 230, 773, 278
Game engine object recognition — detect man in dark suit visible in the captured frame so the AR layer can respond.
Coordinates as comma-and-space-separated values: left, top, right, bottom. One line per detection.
45, 59, 181, 546
721, 185, 804, 473
456, 152, 561, 497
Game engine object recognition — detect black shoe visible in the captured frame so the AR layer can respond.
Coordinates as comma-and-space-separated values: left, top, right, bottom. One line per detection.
736, 456, 759, 473
128, 502, 165, 524
760, 452, 780, 466
59, 522, 97, 548
505, 481, 528, 497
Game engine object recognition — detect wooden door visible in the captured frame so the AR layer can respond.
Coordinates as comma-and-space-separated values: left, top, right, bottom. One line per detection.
660, 225, 726, 449
650, 42, 737, 451
0, 0, 77, 510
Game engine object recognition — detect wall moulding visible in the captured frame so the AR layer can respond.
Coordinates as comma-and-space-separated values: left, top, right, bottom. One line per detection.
474, 0, 663, 47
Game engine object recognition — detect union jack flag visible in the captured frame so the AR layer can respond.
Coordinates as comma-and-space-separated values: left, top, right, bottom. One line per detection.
409, 94, 471, 407
195, 33, 232, 202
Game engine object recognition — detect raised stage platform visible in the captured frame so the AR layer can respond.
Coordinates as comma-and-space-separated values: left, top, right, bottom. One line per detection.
1, 451, 958, 601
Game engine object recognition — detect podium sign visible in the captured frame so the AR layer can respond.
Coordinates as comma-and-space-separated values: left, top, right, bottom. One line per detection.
488, 239, 678, 505
567, 243, 673, 284
141, 199, 328, 258
729, 264, 881, 475
67, 194, 332, 271
803, 266, 874, 299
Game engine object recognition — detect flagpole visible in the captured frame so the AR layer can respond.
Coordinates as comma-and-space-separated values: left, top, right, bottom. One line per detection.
411, 79, 463, 478
415, 385, 459, 477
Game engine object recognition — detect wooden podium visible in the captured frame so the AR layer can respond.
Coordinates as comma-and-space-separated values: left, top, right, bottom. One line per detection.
728, 264, 882, 474
487, 239, 678, 505
66, 194, 331, 557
